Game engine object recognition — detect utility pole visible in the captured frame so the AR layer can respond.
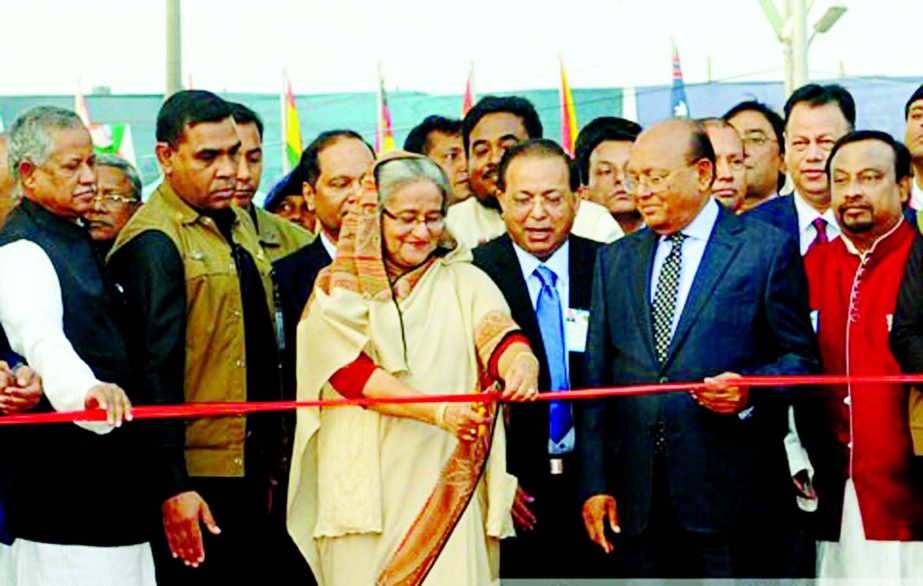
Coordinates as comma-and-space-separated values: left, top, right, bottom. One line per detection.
759, 0, 848, 98
791, 0, 808, 91
166, 0, 182, 97
782, 0, 793, 96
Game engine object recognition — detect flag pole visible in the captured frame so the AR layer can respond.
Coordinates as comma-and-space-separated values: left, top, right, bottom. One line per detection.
375, 62, 384, 153
281, 70, 290, 173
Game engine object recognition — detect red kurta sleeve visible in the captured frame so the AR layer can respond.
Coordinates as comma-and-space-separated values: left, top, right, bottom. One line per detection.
329, 352, 377, 398
487, 332, 531, 381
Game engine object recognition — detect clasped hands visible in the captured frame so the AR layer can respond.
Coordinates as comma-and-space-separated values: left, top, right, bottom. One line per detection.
693, 371, 749, 415
0, 362, 42, 415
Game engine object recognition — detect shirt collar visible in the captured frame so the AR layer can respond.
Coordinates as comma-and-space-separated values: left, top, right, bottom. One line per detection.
911, 176, 923, 210
319, 231, 338, 260
793, 190, 837, 234
662, 196, 719, 243
512, 237, 570, 285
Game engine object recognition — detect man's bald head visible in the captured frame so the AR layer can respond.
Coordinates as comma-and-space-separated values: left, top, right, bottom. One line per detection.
627, 119, 717, 235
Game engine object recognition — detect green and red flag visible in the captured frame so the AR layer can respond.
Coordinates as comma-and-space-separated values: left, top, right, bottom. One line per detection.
282, 73, 303, 172
559, 58, 578, 156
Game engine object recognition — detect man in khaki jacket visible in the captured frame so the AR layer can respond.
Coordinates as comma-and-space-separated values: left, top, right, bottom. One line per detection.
109, 90, 287, 585
228, 102, 313, 262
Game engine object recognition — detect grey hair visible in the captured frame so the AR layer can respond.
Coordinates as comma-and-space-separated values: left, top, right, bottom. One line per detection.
95, 153, 142, 201
7, 106, 84, 188
375, 157, 452, 212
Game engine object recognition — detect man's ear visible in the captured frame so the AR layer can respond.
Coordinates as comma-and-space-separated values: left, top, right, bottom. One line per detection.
155, 142, 175, 177
302, 182, 316, 212
697, 158, 716, 192
898, 175, 912, 206
17, 160, 38, 191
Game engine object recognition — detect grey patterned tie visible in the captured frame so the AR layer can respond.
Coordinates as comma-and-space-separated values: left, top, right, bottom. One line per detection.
651, 233, 687, 365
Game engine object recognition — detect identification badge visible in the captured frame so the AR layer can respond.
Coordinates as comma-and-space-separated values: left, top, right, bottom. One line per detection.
565, 308, 590, 353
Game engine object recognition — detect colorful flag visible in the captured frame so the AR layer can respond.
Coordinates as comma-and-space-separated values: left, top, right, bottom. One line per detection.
559, 58, 578, 156
74, 88, 138, 167
670, 41, 690, 119
376, 65, 396, 154
462, 63, 476, 117
282, 73, 303, 173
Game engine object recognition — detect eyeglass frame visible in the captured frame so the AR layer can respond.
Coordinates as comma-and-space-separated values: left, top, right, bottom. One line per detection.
380, 207, 446, 232
91, 193, 140, 211
624, 159, 703, 195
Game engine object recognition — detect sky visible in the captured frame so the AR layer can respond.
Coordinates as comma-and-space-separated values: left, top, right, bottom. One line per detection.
1, 0, 920, 96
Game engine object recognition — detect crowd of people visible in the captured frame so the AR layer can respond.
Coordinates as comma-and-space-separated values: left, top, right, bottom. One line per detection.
0, 80, 921, 584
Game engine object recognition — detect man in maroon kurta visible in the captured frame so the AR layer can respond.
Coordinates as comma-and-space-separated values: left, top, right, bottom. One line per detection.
799, 130, 923, 578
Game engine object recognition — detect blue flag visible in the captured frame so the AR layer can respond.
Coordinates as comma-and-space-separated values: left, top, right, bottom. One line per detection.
671, 43, 690, 119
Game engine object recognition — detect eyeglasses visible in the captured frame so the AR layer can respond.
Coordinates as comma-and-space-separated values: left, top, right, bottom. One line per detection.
507, 192, 567, 214
92, 194, 138, 212
381, 208, 445, 232
625, 164, 691, 194
741, 133, 777, 148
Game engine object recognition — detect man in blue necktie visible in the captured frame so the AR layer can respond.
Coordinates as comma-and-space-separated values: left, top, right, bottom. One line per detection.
473, 138, 605, 578
578, 119, 820, 578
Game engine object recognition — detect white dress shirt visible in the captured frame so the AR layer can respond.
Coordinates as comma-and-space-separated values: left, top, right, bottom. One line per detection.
0, 240, 110, 434
511, 239, 571, 319
911, 177, 923, 212
793, 191, 840, 256
319, 230, 338, 260
649, 197, 720, 338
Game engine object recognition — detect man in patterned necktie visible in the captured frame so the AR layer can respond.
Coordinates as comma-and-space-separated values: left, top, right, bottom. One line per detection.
578, 119, 819, 578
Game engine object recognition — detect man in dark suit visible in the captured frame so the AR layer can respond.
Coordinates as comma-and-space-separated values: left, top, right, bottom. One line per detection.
473, 139, 605, 578
578, 119, 820, 578
746, 84, 855, 254
270, 130, 373, 586
273, 130, 375, 400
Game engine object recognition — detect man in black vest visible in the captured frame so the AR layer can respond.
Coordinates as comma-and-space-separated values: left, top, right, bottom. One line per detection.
473, 139, 606, 578
0, 106, 149, 585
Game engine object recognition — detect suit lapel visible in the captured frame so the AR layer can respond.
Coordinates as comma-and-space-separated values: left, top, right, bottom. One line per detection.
785, 196, 800, 239
666, 208, 744, 366
309, 238, 332, 270
629, 230, 660, 366
568, 236, 594, 310
492, 237, 548, 367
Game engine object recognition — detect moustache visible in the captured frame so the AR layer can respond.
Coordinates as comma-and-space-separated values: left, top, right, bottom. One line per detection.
838, 202, 873, 215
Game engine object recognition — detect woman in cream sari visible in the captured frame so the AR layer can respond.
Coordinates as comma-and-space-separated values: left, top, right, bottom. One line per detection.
287, 152, 539, 586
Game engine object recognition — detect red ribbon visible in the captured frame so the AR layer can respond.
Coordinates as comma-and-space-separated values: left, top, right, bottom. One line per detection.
2, 373, 922, 426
